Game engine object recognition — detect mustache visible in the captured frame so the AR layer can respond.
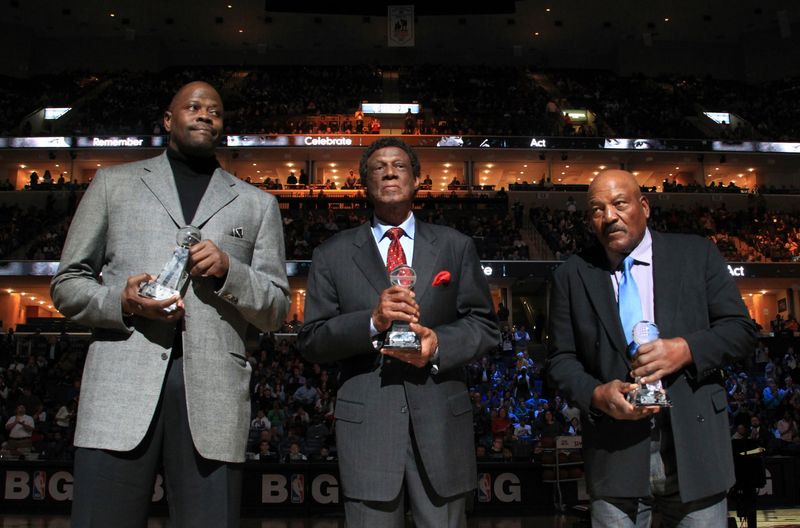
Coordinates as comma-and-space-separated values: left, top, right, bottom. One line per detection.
603, 224, 626, 236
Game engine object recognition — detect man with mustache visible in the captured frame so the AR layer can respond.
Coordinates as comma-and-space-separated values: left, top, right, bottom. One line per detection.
299, 137, 499, 527
52, 81, 290, 527
547, 170, 755, 526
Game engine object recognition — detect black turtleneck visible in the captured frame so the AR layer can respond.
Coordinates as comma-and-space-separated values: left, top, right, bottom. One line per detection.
166, 148, 218, 225
166, 148, 219, 359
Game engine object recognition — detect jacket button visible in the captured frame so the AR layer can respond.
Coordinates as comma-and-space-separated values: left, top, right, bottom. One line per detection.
697, 414, 705, 423
400, 405, 408, 413
161, 353, 168, 360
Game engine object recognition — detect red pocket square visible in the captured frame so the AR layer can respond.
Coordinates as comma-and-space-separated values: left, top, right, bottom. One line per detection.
432, 270, 451, 286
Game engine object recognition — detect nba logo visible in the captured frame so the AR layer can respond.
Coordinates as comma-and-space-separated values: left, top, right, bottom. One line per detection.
290, 474, 305, 504
32, 471, 46, 500
477, 473, 491, 502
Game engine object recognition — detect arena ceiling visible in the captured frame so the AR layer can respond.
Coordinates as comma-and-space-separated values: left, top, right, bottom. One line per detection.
1, 0, 796, 56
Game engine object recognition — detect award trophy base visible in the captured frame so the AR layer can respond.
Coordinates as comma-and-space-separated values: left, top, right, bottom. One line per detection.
383, 321, 421, 353
627, 378, 672, 407
138, 281, 181, 313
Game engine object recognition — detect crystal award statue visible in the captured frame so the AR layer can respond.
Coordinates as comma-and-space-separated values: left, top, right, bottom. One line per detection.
384, 264, 421, 352
627, 321, 672, 407
138, 226, 202, 312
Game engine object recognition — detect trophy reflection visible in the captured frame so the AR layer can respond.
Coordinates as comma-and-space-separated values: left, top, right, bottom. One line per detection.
384, 264, 421, 353
627, 321, 672, 407
138, 225, 202, 312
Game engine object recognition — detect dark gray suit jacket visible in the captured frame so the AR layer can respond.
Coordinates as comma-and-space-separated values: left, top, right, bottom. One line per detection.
547, 231, 755, 502
298, 219, 499, 502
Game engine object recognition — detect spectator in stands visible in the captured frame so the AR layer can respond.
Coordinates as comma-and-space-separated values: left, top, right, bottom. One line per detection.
547, 169, 756, 526
488, 437, 505, 460
50, 81, 291, 528
403, 109, 414, 134
496, 302, 509, 323
491, 407, 512, 439
292, 379, 318, 408
283, 441, 307, 463
54, 400, 76, 432
567, 416, 582, 436
254, 440, 279, 462
755, 341, 770, 373
304, 415, 329, 457
4, 404, 34, 452
537, 409, 562, 441
311, 445, 336, 462
513, 325, 531, 353
731, 424, 748, 440
748, 415, 770, 449
343, 170, 358, 189
512, 416, 532, 442
763, 378, 786, 416
771, 313, 785, 334
785, 347, 798, 376
776, 410, 799, 448
250, 409, 271, 432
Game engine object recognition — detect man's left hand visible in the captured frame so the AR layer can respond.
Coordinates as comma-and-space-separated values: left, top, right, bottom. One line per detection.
381, 322, 438, 369
188, 240, 230, 278
631, 337, 692, 384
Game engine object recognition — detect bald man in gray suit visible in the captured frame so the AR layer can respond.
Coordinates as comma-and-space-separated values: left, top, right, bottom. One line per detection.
51, 81, 290, 527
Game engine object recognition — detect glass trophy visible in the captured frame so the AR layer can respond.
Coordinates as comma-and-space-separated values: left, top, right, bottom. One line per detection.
627, 321, 672, 407
138, 226, 202, 312
384, 264, 421, 352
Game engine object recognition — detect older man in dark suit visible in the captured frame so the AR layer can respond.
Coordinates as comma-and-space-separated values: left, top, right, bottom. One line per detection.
299, 137, 499, 527
547, 170, 755, 526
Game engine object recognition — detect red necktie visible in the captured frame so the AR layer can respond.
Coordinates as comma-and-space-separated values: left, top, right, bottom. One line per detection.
386, 227, 407, 272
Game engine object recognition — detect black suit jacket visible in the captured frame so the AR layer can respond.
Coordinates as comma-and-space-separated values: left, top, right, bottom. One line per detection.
547, 231, 755, 501
298, 219, 499, 501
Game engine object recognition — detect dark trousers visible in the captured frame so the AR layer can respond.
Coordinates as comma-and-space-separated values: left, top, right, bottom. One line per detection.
343, 425, 467, 528
71, 357, 243, 528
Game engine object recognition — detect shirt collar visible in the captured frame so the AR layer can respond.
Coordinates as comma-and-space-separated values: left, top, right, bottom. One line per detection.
628, 228, 653, 267
372, 212, 416, 241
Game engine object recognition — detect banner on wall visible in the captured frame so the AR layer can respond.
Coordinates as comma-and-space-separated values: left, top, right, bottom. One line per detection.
1, 462, 555, 514
388, 5, 415, 47
1, 457, 797, 514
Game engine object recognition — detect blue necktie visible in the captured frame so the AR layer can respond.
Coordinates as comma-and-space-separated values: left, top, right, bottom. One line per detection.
618, 255, 643, 352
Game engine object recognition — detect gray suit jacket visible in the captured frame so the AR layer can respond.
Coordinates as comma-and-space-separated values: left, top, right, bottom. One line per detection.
298, 219, 499, 501
547, 231, 756, 501
51, 152, 290, 463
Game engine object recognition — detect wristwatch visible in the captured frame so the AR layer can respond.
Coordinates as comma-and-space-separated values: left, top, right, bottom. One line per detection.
430, 345, 440, 375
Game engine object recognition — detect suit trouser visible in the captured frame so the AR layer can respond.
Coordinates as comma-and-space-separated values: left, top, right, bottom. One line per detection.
71, 356, 243, 528
343, 425, 467, 528
590, 416, 728, 528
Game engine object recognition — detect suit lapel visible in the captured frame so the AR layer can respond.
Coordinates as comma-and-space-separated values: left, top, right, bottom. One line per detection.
411, 220, 439, 303
140, 152, 185, 227
140, 152, 239, 229
576, 249, 629, 361
352, 223, 391, 296
652, 231, 682, 337
190, 168, 238, 229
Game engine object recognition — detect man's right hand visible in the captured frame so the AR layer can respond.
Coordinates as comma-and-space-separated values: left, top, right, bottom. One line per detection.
121, 273, 185, 322
590, 380, 660, 421
371, 285, 419, 333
